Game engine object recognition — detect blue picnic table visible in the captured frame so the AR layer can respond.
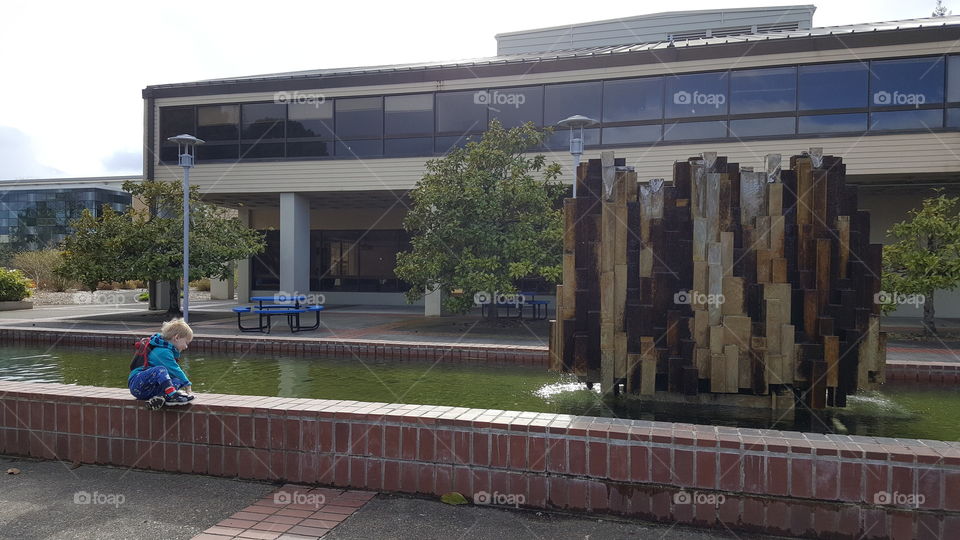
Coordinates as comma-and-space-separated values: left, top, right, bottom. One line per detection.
233, 295, 324, 333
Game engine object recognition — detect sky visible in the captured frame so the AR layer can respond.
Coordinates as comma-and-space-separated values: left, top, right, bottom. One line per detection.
0, 0, 950, 180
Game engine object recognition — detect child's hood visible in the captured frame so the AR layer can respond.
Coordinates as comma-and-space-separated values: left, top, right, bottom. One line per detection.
149, 333, 181, 359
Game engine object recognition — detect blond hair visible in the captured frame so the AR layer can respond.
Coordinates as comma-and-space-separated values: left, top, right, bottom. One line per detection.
160, 318, 193, 341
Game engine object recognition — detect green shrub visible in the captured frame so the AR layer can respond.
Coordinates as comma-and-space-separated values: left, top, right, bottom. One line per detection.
137, 292, 149, 302
191, 278, 211, 291
0, 268, 32, 301
11, 249, 75, 291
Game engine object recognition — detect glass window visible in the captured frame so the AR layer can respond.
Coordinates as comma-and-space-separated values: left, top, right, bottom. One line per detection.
665, 72, 728, 118
159, 107, 195, 140
241, 103, 285, 140
486, 86, 543, 129
543, 129, 599, 151
436, 91, 488, 134
870, 109, 943, 130
729, 117, 795, 137
602, 125, 661, 145
798, 62, 868, 111
286, 141, 331, 157
948, 107, 960, 127
385, 94, 434, 136
196, 144, 239, 161
544, 82, 602, 126
663, 120, 727, 141
335, 97, 382, 138
384, 137, 433, 157
730, 67, 796, 114
287, 101, 334, 138
241, 142, 283, 159
197, 105, 239, 141
798, 113, 867, 134
251, 230, 280, 291
435, 135, 474, 154
335, 139, 382, 157
871, 57, 944, 107
948, 56, 960, 102
603, 77, 663, 122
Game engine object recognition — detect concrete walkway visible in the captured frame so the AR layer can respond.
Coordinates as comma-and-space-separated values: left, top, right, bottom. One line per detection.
0, 457, 761, 540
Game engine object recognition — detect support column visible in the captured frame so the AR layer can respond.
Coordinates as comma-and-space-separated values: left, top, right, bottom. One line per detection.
424, 283, 446, 317
280, 193, 310, 295
236, 208, 251, 303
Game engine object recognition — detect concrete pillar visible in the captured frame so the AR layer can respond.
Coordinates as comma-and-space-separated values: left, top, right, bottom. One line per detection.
210, 274, 234, 300
149, 280, 171, 311
236, 208, 251, 303
280, 193, 310, 295
424, 283, 446, 317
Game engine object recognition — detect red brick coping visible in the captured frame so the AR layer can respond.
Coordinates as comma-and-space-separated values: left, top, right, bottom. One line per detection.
885, 360, 960, 383
1, 381, 957, 539
0, 327, 546, 366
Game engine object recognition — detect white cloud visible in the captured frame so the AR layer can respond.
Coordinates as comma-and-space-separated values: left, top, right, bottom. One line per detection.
101, 150, 142, 174
0, 126, 63, 179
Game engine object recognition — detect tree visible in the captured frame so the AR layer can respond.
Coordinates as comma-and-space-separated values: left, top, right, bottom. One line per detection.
395, 120, 565, 318
933, 0, 951, 17
881, 191, 960, 336
58, 180, 265, 314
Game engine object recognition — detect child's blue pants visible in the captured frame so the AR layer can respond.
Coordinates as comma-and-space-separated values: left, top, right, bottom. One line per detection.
129, 366, 186, 400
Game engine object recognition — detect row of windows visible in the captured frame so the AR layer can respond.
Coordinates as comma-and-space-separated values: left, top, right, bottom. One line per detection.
159, 54, 960, 162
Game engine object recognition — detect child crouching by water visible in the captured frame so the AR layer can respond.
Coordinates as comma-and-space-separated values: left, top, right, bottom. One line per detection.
128, 318, 196, 410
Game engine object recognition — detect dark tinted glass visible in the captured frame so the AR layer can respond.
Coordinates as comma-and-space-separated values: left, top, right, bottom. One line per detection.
949, 56, 960, 102
729, 117, 795, 137
486, 86, 543, 128
241, 142, 284, 159
870, 109, 943, 130
159, 107, 195, 140
798, 62, 868, 111
665, 72, 728, 118
948, 107, 960, 127
159, 145, 179, 163
435, 135, 474, 154
197, 105, 239, 141
603, 77, 663, 122
544, 82, 602, 126
730, 67, 796, 114
543, 129, 599, 151
384, 137, 433, 156
335, 139, 382, 157
798, 113, 867, 134
196, 143, 239, 160
663, 121, 727, 141
286, 141, 331, 157
241, 103, 285, 140
287, 101, 334, 138
871, 57, 944, 107
385, 94, 434, 136
335, 97, 382, 138
602, 125, 661, 145
436, 91, 487, 134
251, 230, 280, 291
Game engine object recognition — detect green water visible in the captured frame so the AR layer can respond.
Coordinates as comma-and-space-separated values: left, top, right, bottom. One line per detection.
1, 345, 957, 441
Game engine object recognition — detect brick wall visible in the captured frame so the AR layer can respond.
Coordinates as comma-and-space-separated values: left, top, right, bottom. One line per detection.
0, 380, 957, 539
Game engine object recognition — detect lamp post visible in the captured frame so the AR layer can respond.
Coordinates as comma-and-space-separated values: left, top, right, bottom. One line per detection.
556, 115, 599, 198
166, 134, 204, 322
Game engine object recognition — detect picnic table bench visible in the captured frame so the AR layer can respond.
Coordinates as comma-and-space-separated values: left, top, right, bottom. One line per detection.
233, 295, 324, 333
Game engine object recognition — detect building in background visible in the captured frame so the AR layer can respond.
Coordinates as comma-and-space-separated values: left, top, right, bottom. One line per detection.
0, 177, 134, 252
142, 5, 960, 316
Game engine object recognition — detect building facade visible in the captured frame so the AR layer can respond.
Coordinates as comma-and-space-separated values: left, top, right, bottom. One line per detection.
0, 177, 133, 252
142, 6, 960, 316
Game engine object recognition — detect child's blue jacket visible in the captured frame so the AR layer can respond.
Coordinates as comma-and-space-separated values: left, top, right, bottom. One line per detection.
127, 333, 191, 386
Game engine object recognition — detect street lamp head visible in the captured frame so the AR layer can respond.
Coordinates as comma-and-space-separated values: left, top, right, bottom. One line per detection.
166, 134, 205, 168
556, 115, 599, 129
